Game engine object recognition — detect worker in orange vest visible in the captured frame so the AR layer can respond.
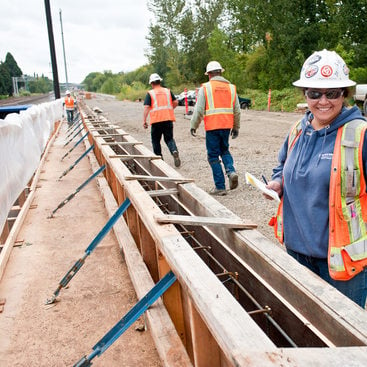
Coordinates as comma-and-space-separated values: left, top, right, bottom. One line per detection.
143, 73, 180, 167
64, 90, 75, 125
190, 61, 241, 196
265, 49, 367, 308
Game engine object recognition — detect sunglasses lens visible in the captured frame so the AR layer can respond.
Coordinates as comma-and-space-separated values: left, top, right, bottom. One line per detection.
325, 90, 343, 99
307, 91, 322, 99
306, 89, 343, 100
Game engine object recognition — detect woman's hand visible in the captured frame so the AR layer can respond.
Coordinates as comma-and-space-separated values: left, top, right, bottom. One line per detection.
263, 180, 282, 200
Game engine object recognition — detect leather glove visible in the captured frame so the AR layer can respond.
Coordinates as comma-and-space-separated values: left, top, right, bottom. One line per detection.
231, 129, 239, 139
190, 128, 196, 137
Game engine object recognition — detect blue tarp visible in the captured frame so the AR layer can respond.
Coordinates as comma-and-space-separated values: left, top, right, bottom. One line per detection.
0, 105, 32, 119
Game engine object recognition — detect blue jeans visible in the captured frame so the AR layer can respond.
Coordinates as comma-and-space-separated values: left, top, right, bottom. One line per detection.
66, 109, 74, 124
151, 121, 178, 157
287, 249, 367, 308
205, 129, 235, 190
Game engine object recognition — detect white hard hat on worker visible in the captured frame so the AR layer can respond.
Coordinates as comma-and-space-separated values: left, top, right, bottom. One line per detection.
65, 90, 71, 95
149, 73, 162, 84
293, 49, 356, 88
205, 61, 224, 75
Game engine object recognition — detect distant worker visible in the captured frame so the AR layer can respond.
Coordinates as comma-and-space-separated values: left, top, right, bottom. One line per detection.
143, 73, 181, 167
64, 90, 75, 125
265, 49, 367, 308
190, 61, 240, 196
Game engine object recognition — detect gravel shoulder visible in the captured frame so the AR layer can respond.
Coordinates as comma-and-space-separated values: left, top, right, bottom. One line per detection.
86, 94, 302, 240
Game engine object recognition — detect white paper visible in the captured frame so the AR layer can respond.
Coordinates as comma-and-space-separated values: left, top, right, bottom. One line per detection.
245, 172, 280, 202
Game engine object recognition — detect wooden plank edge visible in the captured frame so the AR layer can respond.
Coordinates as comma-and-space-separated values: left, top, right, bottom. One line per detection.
84, 138, 193, 367
0, 119, 62, 282
124, 175, 194, 183
155, 214, 257, 229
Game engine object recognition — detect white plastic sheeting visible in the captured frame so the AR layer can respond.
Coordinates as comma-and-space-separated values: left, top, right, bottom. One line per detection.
0, 99, 63, 233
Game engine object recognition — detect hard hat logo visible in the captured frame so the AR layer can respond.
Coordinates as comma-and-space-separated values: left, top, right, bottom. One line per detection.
320, 65, 333, 77
293, 49, 356, 88
307, 54, 321, 65
343, 64, 350, 76
305, 65, 318, 79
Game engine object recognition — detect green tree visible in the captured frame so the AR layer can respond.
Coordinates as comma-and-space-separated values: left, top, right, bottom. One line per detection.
82, 72, 103, 92
0, 62, 12, 96
5, 52, 22, 78
0, 52, 23, 95
28, 76, 53, 94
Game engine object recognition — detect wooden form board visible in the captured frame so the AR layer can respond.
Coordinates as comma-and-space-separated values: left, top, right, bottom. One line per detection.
155, 214, 257, 229
0, 121, 62, 282
85, 141, 192, 367
124, 174, 194, 183
177, 183, 367, 345
82, 111, 367, 366
110, 154, 161, 160
101, 141, 143, 146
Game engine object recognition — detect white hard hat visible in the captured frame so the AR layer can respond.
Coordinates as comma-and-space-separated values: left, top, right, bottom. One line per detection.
205, 61, 224, 75
293, 49, 356, 88
65, 90, 71, 95
149, 73, 162, 84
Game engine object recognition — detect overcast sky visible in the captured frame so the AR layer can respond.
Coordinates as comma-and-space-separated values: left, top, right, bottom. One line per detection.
1, 0, 152, 84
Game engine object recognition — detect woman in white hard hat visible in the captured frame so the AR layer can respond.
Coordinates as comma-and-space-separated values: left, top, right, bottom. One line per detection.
265, 49, 367, 308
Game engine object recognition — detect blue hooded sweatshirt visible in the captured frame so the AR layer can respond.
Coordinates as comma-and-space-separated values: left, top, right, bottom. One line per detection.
272, 106, 366, 258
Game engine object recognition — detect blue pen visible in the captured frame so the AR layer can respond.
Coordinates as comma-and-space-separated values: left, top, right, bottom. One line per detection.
262, 175, 268, 185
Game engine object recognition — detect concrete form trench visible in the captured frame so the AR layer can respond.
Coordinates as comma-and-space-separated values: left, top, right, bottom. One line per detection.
1, 99, 367, 366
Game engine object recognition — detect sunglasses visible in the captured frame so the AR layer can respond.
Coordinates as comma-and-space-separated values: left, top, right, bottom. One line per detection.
305, 89, 344, 100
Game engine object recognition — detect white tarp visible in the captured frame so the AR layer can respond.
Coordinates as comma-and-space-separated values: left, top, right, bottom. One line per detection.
0, 99, 63, 233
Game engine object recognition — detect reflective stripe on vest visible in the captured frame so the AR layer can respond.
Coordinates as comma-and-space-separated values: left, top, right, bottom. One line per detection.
270, 119, 367, 280
148, 87, 175, 124
328, 119, 367, 279
203, 81, 235, 131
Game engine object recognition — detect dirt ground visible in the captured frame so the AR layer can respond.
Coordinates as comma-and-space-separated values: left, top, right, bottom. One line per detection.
0, 94, 303, 367
85, 94, 303, 240
0, 120, 162, 366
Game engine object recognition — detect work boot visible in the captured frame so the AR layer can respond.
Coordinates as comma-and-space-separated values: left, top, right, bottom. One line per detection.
228, 172, 238, 190
209, 188, 227, 196
173, 151, 181, 167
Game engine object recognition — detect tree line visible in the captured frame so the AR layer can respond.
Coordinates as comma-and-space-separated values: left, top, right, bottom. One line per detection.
145, 0, 367, 91
83, 0, 367, 96
0, 52, 52, 97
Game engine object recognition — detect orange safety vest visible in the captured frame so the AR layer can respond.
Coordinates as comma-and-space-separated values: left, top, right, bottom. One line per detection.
202, 81, 236, 131
64, 96, 75, 110
270, 119, 367, 280
148, 87, 175, 124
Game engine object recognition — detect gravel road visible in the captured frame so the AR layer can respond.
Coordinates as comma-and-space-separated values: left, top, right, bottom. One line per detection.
84, 94, 303, 241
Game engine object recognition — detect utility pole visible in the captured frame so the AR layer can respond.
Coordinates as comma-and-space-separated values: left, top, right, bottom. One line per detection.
44, 0, 60, 99
59, 9, 69, 90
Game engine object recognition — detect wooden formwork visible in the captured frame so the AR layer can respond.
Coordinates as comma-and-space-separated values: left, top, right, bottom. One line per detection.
79, 106, 367, 367
0, 120, 61, 282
